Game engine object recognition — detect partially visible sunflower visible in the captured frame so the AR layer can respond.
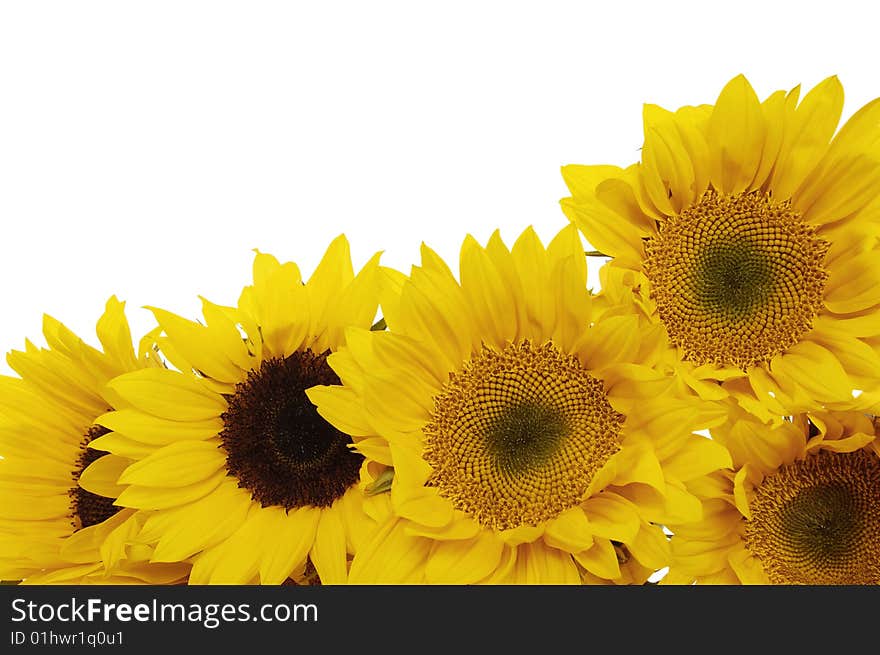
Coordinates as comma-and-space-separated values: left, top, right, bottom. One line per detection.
94, 236, 389, 584
666, 404, 880, 584
562, 75, 880, 420
309, 225, 731, 584
0, 297, 190, 584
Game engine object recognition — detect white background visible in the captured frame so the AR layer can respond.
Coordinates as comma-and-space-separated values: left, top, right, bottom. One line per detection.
0, 1, 877, 375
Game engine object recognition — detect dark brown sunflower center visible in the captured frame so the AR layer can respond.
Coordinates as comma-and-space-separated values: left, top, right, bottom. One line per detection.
423, 340, 624, 531
69, 424, 119, 531
744, 449, 880, 584
221, 350, 363, 509
643, 189, 829, 369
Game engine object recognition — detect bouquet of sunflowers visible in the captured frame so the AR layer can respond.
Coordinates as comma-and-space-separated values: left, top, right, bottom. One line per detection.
2, 75, 878, 586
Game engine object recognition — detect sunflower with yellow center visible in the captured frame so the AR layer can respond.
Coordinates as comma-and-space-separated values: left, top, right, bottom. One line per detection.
0, 297, 190, 584
309, 225, 731, 584
666, 404, 880, 584
562, 75, 880, 419
94, 237, 387, 584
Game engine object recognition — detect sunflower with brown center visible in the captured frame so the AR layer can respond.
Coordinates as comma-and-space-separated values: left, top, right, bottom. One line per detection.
0, 298, 190, 584
94, 237, 390, 584
309, 225, 731, 584
562, 75, 880, 419
666, 405, 880, 585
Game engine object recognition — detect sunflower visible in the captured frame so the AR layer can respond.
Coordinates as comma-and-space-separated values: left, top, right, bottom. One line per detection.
308, 225, 731, 584
0, 297, 190, 584
561, 75, 880, 420
666, 404, 880, 584
94, 236, 388, 584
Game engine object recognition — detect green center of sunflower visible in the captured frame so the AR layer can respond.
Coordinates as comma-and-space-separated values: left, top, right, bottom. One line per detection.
486, 402, 567, 476
744, 449, 880, 584
220, 350, 363, 509
69, 425, 119, 531
696, 241, 774, 319
643, 189, 829, 369
423, 340, 623, 531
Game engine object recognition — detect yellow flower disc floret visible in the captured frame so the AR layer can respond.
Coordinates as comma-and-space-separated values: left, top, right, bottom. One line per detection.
745, 449, 880, 584
424, 340, 623, 531
644, 190, 829, 369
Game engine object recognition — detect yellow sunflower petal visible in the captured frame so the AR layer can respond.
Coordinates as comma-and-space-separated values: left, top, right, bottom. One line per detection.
626, 522, 670, 570
189, 508, 265, 585
199, 297, 255, 371
78, 454, 130, 497
607, 436, 666, 492
560, 196, 645, 265
348, 517, 430, 584
642, 104, 695, 214
98, 511, 142, 571
146, 480, 253, 563
578, 314, 641, 372
795, 96, 880, 224
807, 432, 874, 454
258, 507, 321, 585
149, 307, 242, 383
671, 538, 737, 579
728, 546, 770, 584
316, 251, 383, 352
542, 506, 594, 553
823, 251, 880, 314
305, 234, 355, 323
574, 538, 620, 580
770, 76, 843, 199
511, 227, 554, 340
508, 541, 580, 584
662, 435, 732, 482
309, 505, 348, 585
391, 485, 454, 529
107, 369, 227, 421
707, 74, 765, 194
561, 164, 625, 198
424, 530, 504, 584
242, 253, 309, 358
86, 432, 154, 460
403, 513, 481, 542
95, 296, 138, 374
733, 463, 760, 519
769, 341, 854, 404
497, 524, 544, 546
59, 509, 135, 564
478, 545, 518, 584
459, 234, 516, 345
580, 492, 640, 542
114, 470, 225, 510
95, 409, 222, 446
118, 441, 226, 487
753, 89, 789, 190
550, 255, 593, 350
306, 385, 373, 437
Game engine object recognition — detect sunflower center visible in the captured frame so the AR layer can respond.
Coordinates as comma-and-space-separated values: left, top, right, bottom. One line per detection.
643, 189, 829, 369
423, 340, 624, 531
69, 425, 119, 531
744, 449, 880, 584
487, 402, 567, 475
221, 350, 363, 509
